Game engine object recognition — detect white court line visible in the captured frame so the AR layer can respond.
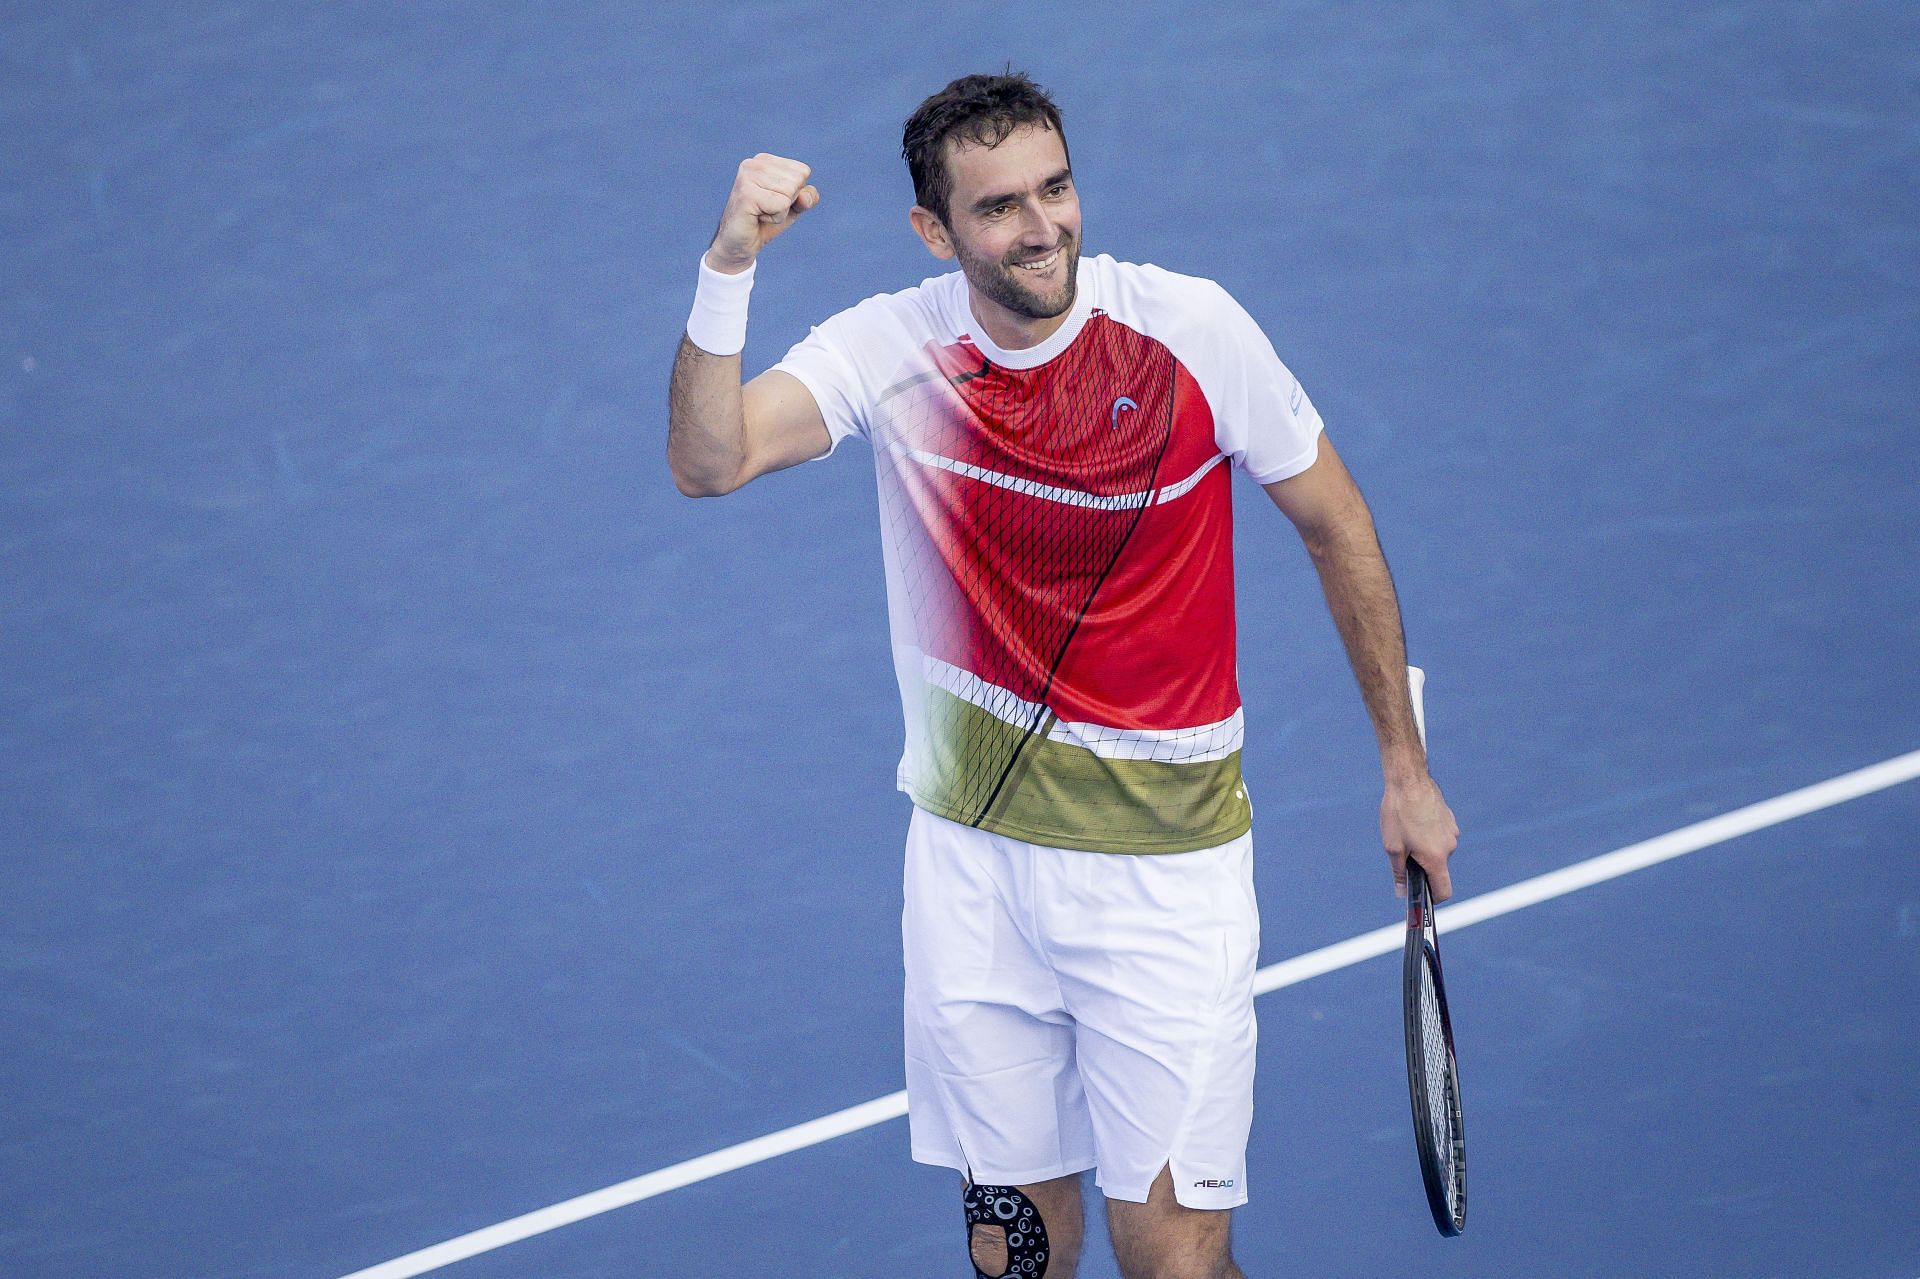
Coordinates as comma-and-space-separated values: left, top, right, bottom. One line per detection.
338, 747, 1920, 1279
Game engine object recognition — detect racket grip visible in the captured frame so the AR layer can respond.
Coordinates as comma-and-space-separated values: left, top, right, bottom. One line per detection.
1407, 665, 1428, 750
1404, 667, 1431, 905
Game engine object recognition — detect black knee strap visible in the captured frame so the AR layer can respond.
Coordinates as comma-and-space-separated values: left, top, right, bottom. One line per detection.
964, 1182, 1050, 1278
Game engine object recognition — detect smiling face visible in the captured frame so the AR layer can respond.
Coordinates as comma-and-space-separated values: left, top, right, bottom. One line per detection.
910, 123, 1082, 348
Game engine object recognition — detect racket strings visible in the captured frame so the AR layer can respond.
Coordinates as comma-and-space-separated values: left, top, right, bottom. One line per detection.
1418, 954, 1452, 1155
1415, 933, 1465, 1222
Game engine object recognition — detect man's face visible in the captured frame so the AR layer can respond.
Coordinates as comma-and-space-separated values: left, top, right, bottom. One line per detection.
932, 124, 1081, 322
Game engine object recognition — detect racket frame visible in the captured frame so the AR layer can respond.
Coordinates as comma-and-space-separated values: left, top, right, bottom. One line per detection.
1403, 860, 1466, 1235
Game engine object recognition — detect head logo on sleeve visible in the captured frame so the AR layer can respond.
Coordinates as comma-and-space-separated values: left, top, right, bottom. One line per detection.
1110, 395, 1137, 430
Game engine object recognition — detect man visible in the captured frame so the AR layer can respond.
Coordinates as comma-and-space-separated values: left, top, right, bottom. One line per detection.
669, 72, 1458, 1279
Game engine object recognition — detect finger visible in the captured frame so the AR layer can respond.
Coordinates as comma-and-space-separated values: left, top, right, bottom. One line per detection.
743, 180, 802, 219
733, 179, 794, 214
1387, 847, 1408, 899
1423, 856, 1453, 903
772, 154, 812, 180
745, 155, 812, 198
752, 187, 819, 242
772, 160, 813, 192
759, 183, 818, 221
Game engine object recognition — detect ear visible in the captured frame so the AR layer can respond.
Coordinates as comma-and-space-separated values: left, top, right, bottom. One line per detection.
908, 205, 956, 260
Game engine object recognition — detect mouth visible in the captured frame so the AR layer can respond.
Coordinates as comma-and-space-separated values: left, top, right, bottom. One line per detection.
1011, 247, 1065, 275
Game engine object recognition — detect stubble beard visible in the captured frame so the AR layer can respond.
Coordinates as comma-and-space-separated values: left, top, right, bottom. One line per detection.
953, 231, 1079, 321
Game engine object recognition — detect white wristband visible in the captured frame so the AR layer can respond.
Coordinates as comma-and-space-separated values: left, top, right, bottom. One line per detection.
686, 253, 756, 356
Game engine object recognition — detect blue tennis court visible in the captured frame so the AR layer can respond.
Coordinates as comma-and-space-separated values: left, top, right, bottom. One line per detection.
4, 4, 1917, 1276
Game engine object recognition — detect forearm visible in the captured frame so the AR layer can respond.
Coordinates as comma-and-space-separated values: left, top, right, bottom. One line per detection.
668, 154, 819, 497
667, 335, 748, 496
1266, 441, 1458, 891
1301, 513, 1427, 785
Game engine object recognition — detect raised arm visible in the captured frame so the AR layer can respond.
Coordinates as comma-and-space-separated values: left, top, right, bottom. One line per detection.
668, 154, 834, 497
1262, 436, 1461, 899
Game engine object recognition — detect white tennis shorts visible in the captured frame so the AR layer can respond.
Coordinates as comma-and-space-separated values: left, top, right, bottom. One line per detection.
902, 805, 1260, 1210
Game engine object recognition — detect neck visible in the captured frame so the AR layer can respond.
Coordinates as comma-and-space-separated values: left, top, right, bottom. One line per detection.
967, 288, 1074, 352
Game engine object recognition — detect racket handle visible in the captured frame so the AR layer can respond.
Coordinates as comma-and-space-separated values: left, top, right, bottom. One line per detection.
1405, 667, 1431, 906
1407, 665, 1428, 751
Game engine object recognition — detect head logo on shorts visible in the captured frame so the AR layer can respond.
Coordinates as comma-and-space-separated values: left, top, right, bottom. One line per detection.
1110, 395, 1137, 430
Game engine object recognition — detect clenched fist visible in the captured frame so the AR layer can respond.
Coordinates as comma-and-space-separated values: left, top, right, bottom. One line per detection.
705, 153, 820, 275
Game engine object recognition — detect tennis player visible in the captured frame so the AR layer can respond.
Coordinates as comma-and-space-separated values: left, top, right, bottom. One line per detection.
669, 72, 1458, 1279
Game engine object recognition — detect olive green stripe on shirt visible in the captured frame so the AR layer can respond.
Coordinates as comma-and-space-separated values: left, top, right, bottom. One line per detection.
911, 685, 1253, 854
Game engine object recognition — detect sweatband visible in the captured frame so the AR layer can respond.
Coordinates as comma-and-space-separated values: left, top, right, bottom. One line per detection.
685, 253, 756, 356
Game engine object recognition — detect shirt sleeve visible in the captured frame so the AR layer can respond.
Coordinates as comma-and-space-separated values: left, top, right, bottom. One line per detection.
1204, 282, 1324, 484
768, 304, 873, 461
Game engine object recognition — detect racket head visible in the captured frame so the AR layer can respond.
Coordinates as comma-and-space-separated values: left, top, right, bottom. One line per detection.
1403, 862, 1467, 1235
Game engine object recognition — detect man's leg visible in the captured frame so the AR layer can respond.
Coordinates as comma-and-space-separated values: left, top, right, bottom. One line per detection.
1041, 830, 1259, 1279
1106, 1165, 1244, 1279
965, 1174, 1085, 1278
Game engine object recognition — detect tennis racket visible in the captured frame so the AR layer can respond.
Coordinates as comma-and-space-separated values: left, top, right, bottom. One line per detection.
1402, 667, 1466, 1236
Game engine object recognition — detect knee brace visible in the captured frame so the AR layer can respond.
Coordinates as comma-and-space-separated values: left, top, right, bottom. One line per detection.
964, 1181, 1050, 1278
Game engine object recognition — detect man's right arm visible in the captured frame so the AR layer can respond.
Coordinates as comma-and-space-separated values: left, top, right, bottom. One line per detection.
668, 345, 831, 496
668, 153, 831, 497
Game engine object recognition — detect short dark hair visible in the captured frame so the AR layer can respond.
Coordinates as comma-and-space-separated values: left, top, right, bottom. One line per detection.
902, 71, 1069, 224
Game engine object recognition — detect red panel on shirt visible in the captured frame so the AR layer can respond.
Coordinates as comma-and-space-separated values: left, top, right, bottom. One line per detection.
875, 314, 1241, 733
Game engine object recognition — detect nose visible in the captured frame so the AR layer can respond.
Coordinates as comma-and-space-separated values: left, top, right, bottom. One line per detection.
1017, 199, 1058, 247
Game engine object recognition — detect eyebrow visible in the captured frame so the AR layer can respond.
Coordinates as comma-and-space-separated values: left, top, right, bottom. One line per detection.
969, 168, 1074, 215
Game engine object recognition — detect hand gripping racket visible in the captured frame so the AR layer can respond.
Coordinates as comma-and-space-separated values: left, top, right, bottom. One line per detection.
1403, 666, 1466, 1235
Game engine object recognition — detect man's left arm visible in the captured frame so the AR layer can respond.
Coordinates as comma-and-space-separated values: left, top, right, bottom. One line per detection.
1262, 436, 1461, 899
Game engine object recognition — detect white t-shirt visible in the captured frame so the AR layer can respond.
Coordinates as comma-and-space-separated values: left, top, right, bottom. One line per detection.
773, 253, 1323, 853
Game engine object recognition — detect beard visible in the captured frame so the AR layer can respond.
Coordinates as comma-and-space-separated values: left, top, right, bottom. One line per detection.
952, 230, 1079, 321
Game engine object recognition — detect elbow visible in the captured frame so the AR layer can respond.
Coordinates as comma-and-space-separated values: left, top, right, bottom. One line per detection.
671, 465, 712, 497
1301, 492, 1376, 549
672, 469, 736, 498
1297, 509, 1375, 565
667, 449, 744, 498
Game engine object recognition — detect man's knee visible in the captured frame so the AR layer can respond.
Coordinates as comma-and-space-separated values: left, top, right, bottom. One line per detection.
964, 1182, 1051, 1277
969, 1221, 1008, 1275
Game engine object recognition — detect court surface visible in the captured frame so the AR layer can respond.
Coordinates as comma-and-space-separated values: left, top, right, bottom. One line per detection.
4, 4, 1917, 1277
